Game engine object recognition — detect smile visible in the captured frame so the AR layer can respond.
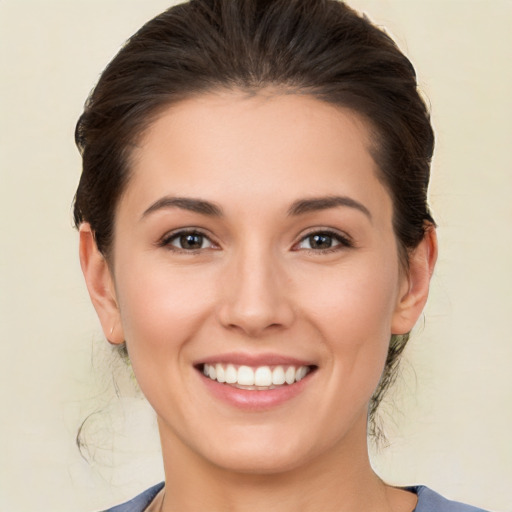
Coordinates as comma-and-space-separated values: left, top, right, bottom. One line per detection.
196, 355, 318, 410
202, 363, 313, 389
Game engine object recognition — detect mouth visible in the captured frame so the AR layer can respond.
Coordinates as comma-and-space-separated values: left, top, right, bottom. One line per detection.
198, 362, 317, 390
193, 354, 318, 409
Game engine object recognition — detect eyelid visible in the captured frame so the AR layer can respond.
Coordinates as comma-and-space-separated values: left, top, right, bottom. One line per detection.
157, 226, 353, 253
292, 227, 354, 252
158, 227, 219, 251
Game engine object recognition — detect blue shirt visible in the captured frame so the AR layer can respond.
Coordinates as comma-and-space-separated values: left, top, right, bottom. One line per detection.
102, 482, 489, 512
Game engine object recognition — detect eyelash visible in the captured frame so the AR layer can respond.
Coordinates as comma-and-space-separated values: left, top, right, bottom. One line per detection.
159, 229, 217, 253
159, 228, 353, 255
293, 229, 354, 254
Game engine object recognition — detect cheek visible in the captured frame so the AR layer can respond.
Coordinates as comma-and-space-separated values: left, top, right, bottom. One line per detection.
298, 254, 401, 384
113, 263, 221, 415
114, 258, 217, 363
302, 256, 400, 338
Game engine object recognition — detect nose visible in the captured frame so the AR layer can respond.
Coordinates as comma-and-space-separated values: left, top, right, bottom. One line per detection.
217, 246, 295, 337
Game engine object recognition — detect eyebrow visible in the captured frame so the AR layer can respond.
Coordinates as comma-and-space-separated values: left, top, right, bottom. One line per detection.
141, 196, 223, 219
141, 194, 371, 221
287, 195, 372, 220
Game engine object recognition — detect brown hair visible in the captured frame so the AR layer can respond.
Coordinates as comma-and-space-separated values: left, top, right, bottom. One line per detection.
74, 0, 435, 439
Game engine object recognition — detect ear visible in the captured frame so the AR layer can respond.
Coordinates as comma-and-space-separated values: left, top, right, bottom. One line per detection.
391, 225, 438, 335
79, 223, 125, 344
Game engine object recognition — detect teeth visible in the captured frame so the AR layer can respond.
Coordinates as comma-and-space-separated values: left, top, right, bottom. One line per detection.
272, 366, 286, 385
215, 364, 225, 383
238, 365, 255, 386
202, 363, 312, 388
285, 366, 295, 385
225, 364, 237, 384
254, 366, 272, 387
296, 366, 308, 381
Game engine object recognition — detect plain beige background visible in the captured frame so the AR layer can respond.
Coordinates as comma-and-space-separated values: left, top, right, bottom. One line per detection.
1, 1, 511, 511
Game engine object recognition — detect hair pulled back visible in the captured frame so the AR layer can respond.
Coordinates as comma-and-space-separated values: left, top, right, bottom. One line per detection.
74, 0, 435, 438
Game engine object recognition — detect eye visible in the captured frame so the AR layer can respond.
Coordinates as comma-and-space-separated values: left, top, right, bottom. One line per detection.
161, 230, 215, 251
295, 230, 353, 252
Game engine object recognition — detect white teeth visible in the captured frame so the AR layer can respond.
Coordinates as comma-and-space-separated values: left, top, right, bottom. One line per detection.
225, 364, 237, 384
296, 366, 308, 381
272, 366, 286, 385
285, 366, 296, 385
254, 366, 272, 387
202, 363, 312, 388
237, 365, 255, 386
215, 363, 225, 383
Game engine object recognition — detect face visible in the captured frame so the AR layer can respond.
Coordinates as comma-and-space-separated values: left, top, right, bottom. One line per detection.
82, 91, 430, 475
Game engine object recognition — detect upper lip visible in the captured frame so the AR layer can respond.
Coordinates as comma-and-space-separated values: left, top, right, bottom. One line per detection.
194, 352, 317, 367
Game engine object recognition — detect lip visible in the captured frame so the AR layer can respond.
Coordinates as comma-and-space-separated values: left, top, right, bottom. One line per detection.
194, 352, 316, 368
195, 352, 317, 411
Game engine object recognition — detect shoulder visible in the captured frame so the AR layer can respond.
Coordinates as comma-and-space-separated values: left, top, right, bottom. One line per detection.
99, 482, 490, 512
411, 485, 490, 512
99, 482, 165, 512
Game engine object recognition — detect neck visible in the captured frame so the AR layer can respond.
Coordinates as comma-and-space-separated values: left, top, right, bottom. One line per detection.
157, 416, 415, 512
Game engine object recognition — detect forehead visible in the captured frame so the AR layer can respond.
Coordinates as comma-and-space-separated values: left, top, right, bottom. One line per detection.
123, 91, 391, 222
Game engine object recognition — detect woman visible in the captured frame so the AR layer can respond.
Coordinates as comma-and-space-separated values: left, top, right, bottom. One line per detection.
74, 0, 488, 511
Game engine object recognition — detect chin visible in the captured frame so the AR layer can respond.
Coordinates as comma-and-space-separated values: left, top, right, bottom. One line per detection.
207, 445, 310, 475
190, 422, 335, 476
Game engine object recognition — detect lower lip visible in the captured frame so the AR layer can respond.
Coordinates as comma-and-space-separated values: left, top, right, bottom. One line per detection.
199, 370, 315, 411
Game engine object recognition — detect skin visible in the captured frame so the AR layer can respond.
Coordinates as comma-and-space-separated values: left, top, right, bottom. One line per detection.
80, 91, 437, 512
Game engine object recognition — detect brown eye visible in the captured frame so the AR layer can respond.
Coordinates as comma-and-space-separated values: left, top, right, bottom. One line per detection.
179, 233, 204, 249
307, 233, 336, 249
164, 231, 214, 251
296, 230, 353, 252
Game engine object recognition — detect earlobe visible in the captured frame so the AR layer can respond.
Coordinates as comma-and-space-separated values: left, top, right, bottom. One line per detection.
391, 225, 438, 335
79, 224, 125, 344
